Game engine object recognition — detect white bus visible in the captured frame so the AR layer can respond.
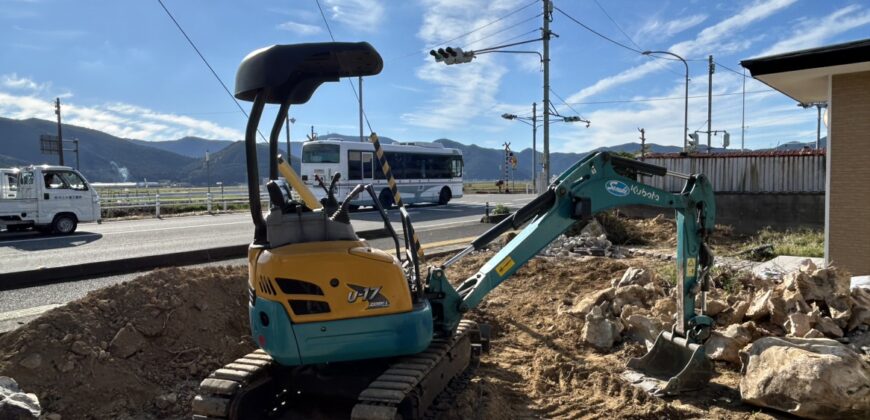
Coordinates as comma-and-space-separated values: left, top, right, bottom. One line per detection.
300, 139, 463, 208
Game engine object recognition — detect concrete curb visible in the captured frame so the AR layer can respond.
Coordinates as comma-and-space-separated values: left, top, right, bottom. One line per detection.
0, 228, 389, 290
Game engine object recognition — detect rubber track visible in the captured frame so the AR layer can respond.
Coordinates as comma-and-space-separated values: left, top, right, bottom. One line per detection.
350, 320, 482, 420
191, 349, 276, 419
192, 320, 484, 420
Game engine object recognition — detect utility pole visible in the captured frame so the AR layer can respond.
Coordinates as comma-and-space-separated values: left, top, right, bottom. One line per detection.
55, 98, 65, 166
638, 128, 646, 161
741, 67, 746, 151
285, 116, 295, 163
531, 102, 537, 193
358, 76, 364, 142
205, 150, 211, 195
707, 55, 714, 153
542, 0, 552, 184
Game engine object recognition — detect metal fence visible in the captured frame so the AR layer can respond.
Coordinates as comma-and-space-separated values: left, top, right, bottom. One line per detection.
642, 150, 826, 193
97, 186, 262, 216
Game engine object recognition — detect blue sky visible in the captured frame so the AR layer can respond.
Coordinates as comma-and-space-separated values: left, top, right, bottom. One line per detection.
1, 0, 868, 153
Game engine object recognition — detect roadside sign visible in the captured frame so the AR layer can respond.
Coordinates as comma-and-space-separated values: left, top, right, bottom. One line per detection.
40, 134, 60, 155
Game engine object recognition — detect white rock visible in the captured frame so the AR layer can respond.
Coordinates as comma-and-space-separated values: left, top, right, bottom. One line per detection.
704, 322, 753, 364
785, 313, 813, 338
581, 306, 619, 351
746, 290, 772, 321
740, 337, 870, 419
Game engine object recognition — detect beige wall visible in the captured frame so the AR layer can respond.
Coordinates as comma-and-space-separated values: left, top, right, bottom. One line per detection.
828, 71, 870, 275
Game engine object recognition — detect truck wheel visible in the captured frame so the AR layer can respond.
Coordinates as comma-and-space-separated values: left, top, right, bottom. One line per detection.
438, 187, 452, 205
378, 189, 394, 210
52, 214, 78, 235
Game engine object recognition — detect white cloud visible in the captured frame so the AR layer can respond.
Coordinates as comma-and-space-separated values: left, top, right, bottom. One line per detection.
324, 0, 385, 32
562, 0, 796, 117
1, 73, 48, 91
0, 74, 243, 140
276, 21, 322, 36
402, 0, 525, 128
636, 14, 708, 42
755, 4, 870, 57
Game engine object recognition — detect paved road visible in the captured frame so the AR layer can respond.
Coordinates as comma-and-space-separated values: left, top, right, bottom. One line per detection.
0, 194, 534, 274
0, 221, 498, 333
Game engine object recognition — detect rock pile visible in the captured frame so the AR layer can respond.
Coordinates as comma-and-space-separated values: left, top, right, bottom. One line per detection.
541, 220, 628, 258
561, 257, 870, 419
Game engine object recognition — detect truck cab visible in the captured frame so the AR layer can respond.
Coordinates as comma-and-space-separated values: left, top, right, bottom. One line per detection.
0, 165, 101, 234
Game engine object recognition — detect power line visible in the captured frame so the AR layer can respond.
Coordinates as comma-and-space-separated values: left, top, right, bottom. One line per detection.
553, 5, 643, 54
390, 0, 538, 61
715, 60, 752, 78
592, 0, 642, 51
549, 88, 588, 121
313, 0, 374, 133
565, 89, 774, 105
464, 13, 542, 49
156, 0, 267, 142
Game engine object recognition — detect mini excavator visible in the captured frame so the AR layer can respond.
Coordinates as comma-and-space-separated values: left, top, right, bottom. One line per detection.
192, 42, 717, 419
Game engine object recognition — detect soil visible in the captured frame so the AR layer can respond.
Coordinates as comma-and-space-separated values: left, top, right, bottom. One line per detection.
0, 241, 787, 419
0, 266, 253, 419
438, 252, 779, 420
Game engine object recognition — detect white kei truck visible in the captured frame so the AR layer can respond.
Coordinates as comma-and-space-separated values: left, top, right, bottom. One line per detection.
1, 165, 101, 234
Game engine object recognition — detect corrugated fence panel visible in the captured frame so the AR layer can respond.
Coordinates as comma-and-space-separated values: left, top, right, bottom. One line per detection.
642, 153, 825, 193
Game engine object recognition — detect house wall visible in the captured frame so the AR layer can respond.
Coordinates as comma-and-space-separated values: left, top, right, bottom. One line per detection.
829, 71, 870, 275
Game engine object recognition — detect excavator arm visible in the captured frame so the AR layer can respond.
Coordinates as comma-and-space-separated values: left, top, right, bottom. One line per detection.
426, 152, 715, 344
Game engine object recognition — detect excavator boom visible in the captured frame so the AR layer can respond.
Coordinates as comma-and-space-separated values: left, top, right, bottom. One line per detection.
427, 151, 716, 395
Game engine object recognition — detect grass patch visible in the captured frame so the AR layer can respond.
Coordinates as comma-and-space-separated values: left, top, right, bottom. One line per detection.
491, 204, 511, 216
739, 227, 823, 261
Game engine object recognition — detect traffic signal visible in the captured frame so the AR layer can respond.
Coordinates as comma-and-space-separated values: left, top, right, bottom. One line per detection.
688, 133, 699, 146
429, 47, 475, 65
723, 131, 730, 148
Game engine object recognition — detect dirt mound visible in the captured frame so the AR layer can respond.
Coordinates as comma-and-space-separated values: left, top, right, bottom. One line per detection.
440, 252, 774, 419
0, 266, 253, 419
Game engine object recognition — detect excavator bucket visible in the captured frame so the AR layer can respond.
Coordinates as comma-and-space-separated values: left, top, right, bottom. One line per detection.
622, 331, 713, 396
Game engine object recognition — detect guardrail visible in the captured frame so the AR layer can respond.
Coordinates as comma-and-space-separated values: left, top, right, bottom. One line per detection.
98, 189, 265, 218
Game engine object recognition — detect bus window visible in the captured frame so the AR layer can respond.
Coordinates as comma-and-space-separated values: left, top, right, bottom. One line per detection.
348, 151, 362, 180
450, 157, 463, 178
362, 152, 373, 179
302, 144, 340, 163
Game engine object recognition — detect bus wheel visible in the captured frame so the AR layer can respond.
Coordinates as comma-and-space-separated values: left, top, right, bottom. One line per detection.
52, 214, 78, 235
378, 189, 394, 209
438, 187, 452, 205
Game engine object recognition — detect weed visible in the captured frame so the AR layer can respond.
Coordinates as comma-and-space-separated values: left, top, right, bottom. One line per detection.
491, 204, 511, 216
739, 227, 823, 261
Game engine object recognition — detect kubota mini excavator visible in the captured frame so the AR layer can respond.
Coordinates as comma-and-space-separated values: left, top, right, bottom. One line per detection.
192, 42, 717, 419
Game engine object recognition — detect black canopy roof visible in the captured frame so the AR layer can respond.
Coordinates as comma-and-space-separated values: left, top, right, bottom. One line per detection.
234, 42, 383, 104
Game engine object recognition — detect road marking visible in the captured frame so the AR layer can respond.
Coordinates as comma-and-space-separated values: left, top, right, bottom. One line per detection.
0, 221, 250, 245
0, 304, 60, 322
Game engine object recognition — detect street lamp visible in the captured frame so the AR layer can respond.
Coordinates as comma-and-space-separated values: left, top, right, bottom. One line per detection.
643, 50, 689, 152
502, 103, 588, 193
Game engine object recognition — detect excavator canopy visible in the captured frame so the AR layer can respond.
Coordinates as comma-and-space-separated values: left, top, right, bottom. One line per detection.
234, 42, 383, 104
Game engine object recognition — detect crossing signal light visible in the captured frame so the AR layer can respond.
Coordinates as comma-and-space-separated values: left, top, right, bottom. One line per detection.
429, 47, 475, 65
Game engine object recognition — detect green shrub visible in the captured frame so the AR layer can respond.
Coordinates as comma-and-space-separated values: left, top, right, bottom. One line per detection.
491, 204, 511, 216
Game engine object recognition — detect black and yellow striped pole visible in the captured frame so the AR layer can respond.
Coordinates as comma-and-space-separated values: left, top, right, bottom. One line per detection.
370, 133, 424, 260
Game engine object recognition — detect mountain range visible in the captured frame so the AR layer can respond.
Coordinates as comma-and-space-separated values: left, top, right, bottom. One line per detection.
0, 117, 821, 184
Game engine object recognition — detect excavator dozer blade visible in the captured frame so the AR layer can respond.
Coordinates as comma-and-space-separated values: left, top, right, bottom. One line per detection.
621, 331, 713, 396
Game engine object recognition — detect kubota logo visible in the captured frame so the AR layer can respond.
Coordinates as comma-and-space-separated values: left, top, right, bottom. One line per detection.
605, 180, 629, 197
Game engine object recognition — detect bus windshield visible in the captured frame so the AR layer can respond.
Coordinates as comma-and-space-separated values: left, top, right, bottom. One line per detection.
302, 144, 340, 163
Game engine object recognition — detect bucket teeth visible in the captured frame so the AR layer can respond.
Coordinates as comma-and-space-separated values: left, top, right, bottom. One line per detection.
622, 331, 713, 396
